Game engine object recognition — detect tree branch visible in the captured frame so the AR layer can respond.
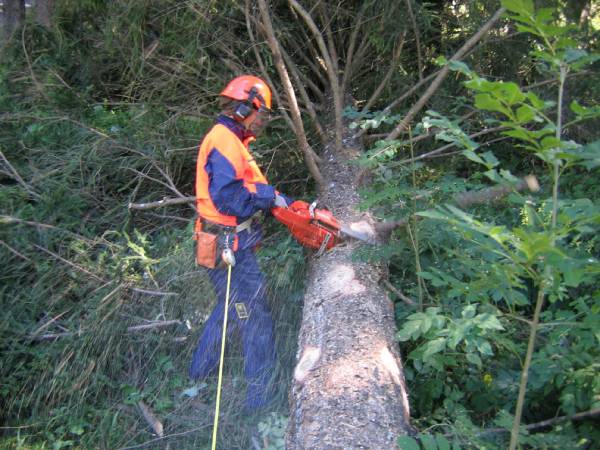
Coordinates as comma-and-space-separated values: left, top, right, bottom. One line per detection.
362, 32, 406, 112
341, 2, 368, 93
396, 125, 509, 164
280, 45, 328, 144
244, 1, 297, 137
382, 279, 416, 306
404, 0, 423, 80
257, 0, 324, 187
375, 174, 539, 238
128, 196, 195, 210
455, 175, 539, 209
385, 7, 506, 140
355, 70, 439, 138
289, 0, 344, 153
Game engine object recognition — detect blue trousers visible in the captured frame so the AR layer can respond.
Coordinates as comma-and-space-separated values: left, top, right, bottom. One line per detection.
189, 248, 276, 409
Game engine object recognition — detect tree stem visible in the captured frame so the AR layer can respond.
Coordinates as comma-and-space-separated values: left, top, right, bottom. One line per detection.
509, 287, 545, 450
408, 127, 424, 310
551, 64, 567, 229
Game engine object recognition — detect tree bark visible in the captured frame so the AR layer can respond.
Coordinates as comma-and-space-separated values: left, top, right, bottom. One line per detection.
2, 0, 25, 39
286, 127, 413, 449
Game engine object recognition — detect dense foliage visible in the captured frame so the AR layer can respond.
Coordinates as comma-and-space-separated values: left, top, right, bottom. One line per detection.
1, 0, 598, 449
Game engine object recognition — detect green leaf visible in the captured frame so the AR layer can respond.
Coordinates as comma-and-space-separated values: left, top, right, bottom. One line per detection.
436, 434, 452, 450
502, 127, 538, 144
482, 169, 501, 183
570, 100, 586, 115
474, 93, 510, 116
423, 338, 447, 359
476, 313, 505, 331
526, 91, 546, 110
69, 425, 85, 436
564, 48, 587, 64
476, 339, 494, 356
502, 0, 534, 16
397, 436, 421, 450
462, 304, 477, 319
466, 352, 482, 368
420, 434, 438, 450
497, 82, 525, 105
540, 136, 560, 150
481, 151, 500, 168
434, 55, 448, 66
578, 140, 600, 169
462, 149, 486, 166
447, 60, 472, 76
571, 52, 600, 70
397, 320, 423, 342
416, 210, 450, 221
516, 105, 535, 123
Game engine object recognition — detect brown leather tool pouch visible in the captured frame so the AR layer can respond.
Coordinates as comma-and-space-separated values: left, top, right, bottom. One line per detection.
195, 231, 218, 268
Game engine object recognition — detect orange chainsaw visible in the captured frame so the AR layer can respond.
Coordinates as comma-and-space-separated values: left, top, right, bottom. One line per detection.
272, 200, 372, 252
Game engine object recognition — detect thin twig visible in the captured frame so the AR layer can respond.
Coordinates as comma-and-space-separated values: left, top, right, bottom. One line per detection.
128, 320, 182, 332
397, 126, 509, 165
31, 320, 182, 341
244, 1, 298, 140
128, 287, 179, 297
280, 43, 328, 144
117, 425, 212, 450
128, 196, 195, 210
341, 2, 369, 92
0, 239, 33, 262
362, 32, 406, 113
0, 149, 41, 199
0, 215, 94, 244
34, 244, 104, 281
382, 279, 416, 306
374, 175, 539, 238
404, 0, 423, 80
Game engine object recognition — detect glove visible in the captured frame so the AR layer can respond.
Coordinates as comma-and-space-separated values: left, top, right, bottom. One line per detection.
274, 193, 289, 208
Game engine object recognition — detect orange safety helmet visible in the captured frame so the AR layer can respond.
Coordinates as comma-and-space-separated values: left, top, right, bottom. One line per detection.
220, 75, 272, 112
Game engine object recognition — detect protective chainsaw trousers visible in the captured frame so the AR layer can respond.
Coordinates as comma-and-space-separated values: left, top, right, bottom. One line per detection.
189, 248, 276, 410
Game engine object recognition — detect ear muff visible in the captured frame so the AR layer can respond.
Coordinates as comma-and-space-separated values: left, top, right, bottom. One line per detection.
234, 87, 259, 121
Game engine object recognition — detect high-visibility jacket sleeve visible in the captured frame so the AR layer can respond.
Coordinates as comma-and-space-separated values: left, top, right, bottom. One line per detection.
206, 148, 276, 219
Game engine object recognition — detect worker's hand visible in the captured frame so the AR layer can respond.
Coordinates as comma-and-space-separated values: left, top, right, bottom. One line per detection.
274, 193, 289, 208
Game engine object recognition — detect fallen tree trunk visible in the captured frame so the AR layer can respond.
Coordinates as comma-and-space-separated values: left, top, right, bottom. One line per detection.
286, 133, 413, 449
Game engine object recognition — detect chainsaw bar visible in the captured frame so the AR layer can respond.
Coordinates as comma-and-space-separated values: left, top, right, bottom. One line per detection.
339, 224, 375, 244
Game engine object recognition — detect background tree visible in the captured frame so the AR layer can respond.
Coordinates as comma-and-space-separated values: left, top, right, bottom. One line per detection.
2, 0, 25, 40
34, 0, 55, 29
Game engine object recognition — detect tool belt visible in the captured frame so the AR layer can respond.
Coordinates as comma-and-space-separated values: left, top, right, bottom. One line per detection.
194, 216, 255, 268
202, 216, 254, 235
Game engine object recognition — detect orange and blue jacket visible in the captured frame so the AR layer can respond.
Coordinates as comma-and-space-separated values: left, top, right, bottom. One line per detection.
196, 115, 276, 246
